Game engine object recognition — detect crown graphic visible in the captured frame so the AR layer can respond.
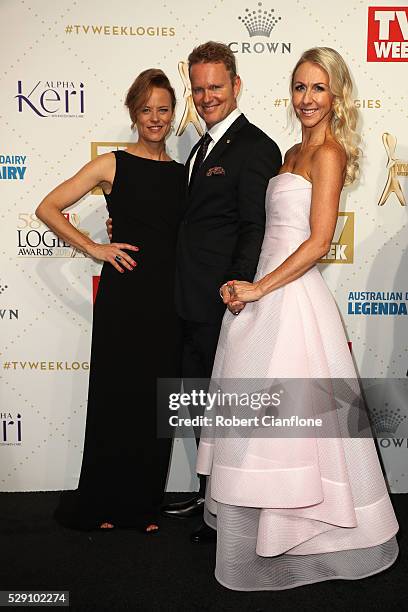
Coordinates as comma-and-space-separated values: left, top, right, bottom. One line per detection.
0, 281, 8, 295
368, 404, 406, 436
238, 2, 281, 38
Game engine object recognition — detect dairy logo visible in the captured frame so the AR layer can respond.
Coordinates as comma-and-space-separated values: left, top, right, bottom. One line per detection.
0, 154, 27, 180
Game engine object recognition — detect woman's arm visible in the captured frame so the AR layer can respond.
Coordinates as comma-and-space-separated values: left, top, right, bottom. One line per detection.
229, 145, 346, 302
35, 153, 138, 272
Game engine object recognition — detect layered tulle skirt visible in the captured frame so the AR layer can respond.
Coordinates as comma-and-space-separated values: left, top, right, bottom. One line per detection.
197, 250, 399, 590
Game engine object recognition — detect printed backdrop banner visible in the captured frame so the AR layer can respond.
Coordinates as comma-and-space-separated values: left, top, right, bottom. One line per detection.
1, 0, 407, 492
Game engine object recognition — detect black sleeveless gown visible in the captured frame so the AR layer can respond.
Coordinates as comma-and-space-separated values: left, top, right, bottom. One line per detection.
55, 151, 184, 530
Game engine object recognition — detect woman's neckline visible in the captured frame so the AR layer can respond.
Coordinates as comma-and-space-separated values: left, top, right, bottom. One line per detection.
274, 172, 312, 185
121, 150, 176, 163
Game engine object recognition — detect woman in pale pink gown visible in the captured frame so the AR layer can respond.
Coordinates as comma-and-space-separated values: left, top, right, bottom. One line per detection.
196, 47, 399, 590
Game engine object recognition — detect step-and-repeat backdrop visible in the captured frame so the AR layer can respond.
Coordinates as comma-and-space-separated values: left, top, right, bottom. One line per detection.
1, 0, 407, 492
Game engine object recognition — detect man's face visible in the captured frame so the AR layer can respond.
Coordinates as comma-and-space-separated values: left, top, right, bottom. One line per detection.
190, 62, 241, 129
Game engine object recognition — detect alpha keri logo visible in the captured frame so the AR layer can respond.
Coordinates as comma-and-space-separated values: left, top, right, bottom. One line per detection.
1, 412, 22, 445
367, 7, 408, 61
90, 142, 132, 195
15, 80, 85, 117
229, 2, 291, 55
378, 133, 407, 206
319, 212, 354, 264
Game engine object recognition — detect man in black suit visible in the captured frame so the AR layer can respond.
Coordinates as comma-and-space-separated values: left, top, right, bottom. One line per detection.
161, 41, 281, 542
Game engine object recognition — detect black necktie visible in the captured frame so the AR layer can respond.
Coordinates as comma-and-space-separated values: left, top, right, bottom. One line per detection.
189, 132, 212, 189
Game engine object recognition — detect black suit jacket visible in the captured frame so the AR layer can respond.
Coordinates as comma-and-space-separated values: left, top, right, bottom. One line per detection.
175, 114, 281, 323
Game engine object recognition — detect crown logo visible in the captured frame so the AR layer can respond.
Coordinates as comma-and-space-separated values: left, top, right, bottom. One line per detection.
0, 281, 8, 295
368, 404, 406, 436
238, 3, 281, 38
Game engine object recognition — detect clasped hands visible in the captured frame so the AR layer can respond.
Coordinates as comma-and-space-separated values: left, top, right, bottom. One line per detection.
220, 280, 263, 315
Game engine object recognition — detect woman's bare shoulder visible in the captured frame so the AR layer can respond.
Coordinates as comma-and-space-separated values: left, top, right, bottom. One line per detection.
312, 140, 346, 165
283, 143, 301, 164
310, 140, 346, 184
92, 151, 116, 168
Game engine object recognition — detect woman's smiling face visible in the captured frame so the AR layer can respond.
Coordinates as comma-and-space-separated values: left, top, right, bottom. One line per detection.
292, 61, 334, 130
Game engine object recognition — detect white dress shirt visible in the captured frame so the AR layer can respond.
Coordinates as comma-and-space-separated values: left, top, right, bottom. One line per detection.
188, 108, 242, 182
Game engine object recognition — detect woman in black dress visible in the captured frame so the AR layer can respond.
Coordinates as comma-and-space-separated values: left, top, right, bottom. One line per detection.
36, 70, 184, 532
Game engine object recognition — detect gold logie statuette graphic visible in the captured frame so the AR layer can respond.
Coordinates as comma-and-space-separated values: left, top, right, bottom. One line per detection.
319, 212, 354, 264
91, 142, 132, 195
176, 61, 203, 137
378, 133, 407, 206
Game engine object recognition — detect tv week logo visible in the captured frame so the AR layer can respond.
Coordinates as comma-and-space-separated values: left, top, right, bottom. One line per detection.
367, 7, 408, 61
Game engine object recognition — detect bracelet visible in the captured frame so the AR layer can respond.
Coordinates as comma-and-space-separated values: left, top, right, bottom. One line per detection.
219, 283, 228, 299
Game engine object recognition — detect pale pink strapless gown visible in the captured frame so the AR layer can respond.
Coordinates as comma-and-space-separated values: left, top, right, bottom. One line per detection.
196, 173, 399, 591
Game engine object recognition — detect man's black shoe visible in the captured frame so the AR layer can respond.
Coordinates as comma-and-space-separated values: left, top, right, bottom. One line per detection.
161, 496, 205, 518
190, 521, 216, 544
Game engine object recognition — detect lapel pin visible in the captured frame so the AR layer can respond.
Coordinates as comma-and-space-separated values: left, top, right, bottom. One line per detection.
226, 139, 231, 144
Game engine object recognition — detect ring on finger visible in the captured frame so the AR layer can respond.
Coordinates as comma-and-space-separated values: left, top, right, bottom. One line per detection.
114, 255, 122, 263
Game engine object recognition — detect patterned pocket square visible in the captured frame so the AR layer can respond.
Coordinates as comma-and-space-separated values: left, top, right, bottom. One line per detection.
206, 166, 226, 176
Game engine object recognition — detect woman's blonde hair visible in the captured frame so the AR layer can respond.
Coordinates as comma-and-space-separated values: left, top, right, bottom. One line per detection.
291, 47, 360, 185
